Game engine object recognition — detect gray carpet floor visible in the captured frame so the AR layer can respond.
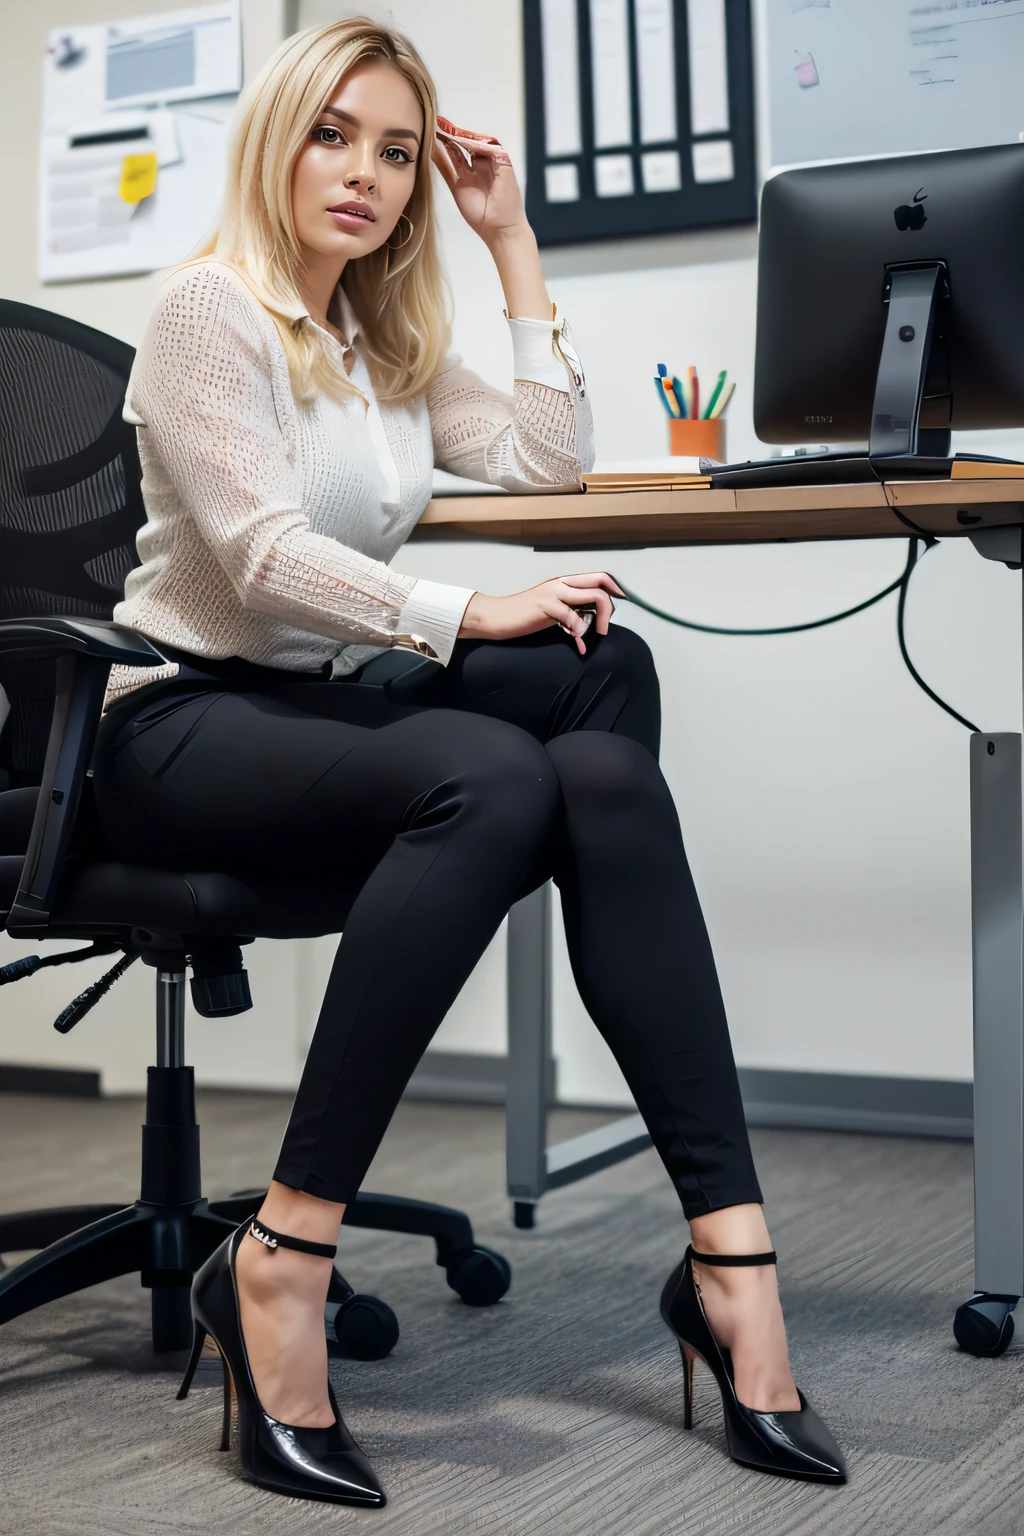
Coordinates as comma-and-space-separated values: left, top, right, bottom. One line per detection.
0, 1088, 1022, 1536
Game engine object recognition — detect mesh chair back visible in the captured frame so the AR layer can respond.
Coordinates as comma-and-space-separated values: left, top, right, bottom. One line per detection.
0, 302, 143, 785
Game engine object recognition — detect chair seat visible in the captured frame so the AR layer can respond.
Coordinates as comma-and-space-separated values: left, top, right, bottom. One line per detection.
0, 786, 357, 939
1, 855, 356, 939
65, 860, 358, 938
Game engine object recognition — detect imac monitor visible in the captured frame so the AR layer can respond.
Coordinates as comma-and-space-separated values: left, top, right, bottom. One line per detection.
751, 143, 1024, 480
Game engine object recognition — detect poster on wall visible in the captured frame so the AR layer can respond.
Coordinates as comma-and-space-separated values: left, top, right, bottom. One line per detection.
39, 2, 241, 283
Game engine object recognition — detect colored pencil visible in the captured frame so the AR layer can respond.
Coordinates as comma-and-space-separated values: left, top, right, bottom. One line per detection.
653, 377, 674, 415
673, 373, 691, 418
702, 369, 728, 420
709, 380, 735, 419
688, 365, 699, 422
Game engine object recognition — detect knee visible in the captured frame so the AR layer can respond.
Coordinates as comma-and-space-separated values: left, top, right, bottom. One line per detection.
598, 622, 658, 688
545, 729, 660, 807
436, 712, 560, 840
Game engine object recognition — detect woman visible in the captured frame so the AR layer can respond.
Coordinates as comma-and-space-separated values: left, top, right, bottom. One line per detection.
92, 17, 845, 1507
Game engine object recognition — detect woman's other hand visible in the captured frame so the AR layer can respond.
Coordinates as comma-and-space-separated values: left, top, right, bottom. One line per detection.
459, 573, 624, 656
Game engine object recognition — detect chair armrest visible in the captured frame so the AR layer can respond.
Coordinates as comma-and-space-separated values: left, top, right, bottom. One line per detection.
0, 617, 167, 665
3, 621, 167, 936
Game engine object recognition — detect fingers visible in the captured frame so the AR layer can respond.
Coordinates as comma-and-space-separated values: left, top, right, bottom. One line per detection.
431, 139, 460, 186
436, 126, 513, 169
543, 598, 603, 654
552, 584, 614, 635
541, 597, 589, 637
559, 571, 625, 597
437, 116, 504, 147
450, 140, 514, 168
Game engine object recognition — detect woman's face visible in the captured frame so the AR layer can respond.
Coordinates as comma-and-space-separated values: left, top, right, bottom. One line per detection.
292, 59, 424, 265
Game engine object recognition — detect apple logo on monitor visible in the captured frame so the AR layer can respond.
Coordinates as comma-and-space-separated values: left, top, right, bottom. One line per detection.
894, 189, 928, 231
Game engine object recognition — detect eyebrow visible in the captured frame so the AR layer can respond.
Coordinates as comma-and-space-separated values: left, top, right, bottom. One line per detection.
320, 106, 421, 146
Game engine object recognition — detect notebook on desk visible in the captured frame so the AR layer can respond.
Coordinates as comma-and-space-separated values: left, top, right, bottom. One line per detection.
581, 457, 710, 492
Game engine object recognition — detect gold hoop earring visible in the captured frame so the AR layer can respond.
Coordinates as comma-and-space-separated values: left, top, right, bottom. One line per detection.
389, 214, 414, 250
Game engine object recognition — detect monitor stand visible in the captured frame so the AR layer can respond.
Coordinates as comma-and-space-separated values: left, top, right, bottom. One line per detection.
867, 260, 951, 476
711, 260, 1017, 490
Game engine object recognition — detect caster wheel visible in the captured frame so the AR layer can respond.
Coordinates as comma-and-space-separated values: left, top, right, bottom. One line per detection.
513, 1201, 536, 1230
327, 1293, 400, 1360
953, 1293, 1017, 1357
445, 1245, 512, 1306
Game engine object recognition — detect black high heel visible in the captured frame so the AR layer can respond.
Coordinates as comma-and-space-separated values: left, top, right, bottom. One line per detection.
660, 1245, 846, 1484
177, 1219, 386, 1507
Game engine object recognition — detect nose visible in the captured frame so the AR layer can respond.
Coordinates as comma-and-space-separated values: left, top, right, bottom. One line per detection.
344, 156, 376, 195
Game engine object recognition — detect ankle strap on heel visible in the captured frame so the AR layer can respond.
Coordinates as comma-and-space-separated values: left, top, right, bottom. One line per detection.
689, 1247, 777, 1267
248, 1218, 337, 1260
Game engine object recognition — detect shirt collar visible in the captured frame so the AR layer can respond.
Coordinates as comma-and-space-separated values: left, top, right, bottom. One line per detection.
335, 286, 360, 347
299, 284, 361, 350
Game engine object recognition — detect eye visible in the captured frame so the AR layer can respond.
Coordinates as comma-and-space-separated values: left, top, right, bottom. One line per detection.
382, 146, 414, 164
312, 124, 345, 146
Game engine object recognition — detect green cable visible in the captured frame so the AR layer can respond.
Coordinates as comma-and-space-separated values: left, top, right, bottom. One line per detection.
617, 538, 980, 732
616, 562, 914, 637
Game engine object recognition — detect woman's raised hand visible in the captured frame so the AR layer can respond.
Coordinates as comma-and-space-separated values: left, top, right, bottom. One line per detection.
432, 117, 526, 247
458, 573, 624, 656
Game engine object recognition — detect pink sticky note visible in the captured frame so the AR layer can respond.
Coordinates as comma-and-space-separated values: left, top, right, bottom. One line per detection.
794, 51, 819, 88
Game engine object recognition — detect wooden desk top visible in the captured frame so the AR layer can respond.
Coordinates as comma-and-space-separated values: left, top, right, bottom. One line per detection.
412, 477, 1024, 549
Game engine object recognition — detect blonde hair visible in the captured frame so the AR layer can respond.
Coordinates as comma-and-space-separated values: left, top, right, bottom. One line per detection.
188, 17, 451, 405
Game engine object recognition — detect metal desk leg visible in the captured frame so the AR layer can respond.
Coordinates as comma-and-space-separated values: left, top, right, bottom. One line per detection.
505, 883, 653, 1229
955, 539, 1024, 1356
505, 884, 552, 1229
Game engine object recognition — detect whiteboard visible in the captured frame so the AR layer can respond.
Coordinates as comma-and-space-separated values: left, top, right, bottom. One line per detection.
768, 0, 1024, 169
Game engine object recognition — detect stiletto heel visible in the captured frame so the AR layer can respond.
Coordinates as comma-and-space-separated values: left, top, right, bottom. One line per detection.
220, 1359, 233, 1452
177, 1218, 386, 1506
660, 1245, 846, 1484
679, 1341, 696, 1431
177, 1320, 208, 1401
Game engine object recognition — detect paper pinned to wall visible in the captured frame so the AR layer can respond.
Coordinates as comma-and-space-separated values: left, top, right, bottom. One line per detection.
692, 138, 734, 183
43, 2, 240, 130
39, 2, 240, 282
540, 0, 583, 158
589, 0, 633, 149
634, 0, 678, 145
687, 0, 730, 136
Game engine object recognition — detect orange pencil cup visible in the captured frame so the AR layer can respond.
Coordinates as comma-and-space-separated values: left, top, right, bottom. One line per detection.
669, 417, 726, 460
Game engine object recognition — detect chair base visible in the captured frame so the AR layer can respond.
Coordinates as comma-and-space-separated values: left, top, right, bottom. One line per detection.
0, 1145, 511, 1353
0, 1197, 235, 1350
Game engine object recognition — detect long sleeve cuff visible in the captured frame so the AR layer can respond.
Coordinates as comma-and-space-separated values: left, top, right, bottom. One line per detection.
507, 312, 577, 392
396, 578, 475, 666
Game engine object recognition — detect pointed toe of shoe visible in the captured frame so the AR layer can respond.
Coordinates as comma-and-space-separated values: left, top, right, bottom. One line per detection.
258, 1417, 387, 1505
730, 1393, 846, 1484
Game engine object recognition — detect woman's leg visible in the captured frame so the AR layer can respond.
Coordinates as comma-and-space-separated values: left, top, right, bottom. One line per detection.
93, 686, 560, 1425
383, 626, 799, 1410
372, 621, 662, 758
543, 729, 798, 1410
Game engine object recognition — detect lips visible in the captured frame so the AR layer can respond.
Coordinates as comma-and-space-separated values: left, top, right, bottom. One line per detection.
327, 201, 375, 222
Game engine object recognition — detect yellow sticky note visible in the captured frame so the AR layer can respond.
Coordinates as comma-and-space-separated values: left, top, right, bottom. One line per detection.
119, 152, 158, 204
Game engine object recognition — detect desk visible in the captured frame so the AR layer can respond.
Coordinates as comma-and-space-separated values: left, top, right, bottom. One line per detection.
413, 476, 1024, 549
411, 476, 1024, 1356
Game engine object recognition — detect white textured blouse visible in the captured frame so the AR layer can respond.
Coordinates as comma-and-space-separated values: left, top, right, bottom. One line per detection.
105, 259, 594, 705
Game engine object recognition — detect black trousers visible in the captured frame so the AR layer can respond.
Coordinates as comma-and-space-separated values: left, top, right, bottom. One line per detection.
92, 624, 762, 1218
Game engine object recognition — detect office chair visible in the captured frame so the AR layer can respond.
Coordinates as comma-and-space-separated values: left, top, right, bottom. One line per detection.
0, 299, 510, 1356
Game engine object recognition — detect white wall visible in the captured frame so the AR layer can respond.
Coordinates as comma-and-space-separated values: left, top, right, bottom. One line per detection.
2, 0, 1021, 1099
